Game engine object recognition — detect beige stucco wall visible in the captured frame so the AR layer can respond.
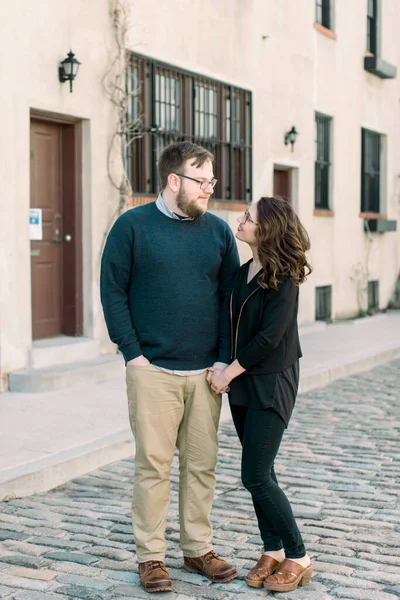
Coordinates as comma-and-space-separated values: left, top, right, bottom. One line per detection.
0, 0, 120, 373
128, 0, 400, 322
1, 0, 399, 377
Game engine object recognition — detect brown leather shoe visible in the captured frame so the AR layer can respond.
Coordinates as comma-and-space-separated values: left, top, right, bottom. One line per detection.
263, 559, 313, 592
139, 561, 172, 593
183, 550, 238, 583
245, 554, 280, 588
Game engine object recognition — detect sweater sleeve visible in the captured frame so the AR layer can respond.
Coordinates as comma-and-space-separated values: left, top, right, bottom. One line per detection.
100, 212, 142, 362
236, 276, 298, 370
217, 226, 240, 363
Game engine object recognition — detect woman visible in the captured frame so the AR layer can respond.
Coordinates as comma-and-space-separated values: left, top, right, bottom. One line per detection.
209, 196, 313, 593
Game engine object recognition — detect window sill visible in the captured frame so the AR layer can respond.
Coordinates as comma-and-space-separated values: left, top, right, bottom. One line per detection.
313, 22, 337, 40
128, 195, 249, 211
364, 56, 397, 79
314, 209, 334, 217
209, 200, 249, 211
359, 212, 387, 220
128, 195, 155, 207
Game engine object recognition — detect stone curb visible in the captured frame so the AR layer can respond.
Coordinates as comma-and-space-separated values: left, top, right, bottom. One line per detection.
1, 343, 399, 501
0, 431, 134, 502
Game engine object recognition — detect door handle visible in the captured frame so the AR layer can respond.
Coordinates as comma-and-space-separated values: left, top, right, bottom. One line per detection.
64, 234, 72, 242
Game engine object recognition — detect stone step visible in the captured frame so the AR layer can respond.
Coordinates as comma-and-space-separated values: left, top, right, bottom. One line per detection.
8, 354, 125, 393
29, 336, 100, 369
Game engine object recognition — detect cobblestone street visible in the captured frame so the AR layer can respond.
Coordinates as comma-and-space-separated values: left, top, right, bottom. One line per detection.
0, 360, 399, 600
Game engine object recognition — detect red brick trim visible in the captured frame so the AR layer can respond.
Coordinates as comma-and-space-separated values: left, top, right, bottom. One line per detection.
313, 22, 337, 39
127, 196, 155, 207
208, 200, 248, 211
359, 212, 387, 220
128, 196, 248, 211
313, 209, 335, 217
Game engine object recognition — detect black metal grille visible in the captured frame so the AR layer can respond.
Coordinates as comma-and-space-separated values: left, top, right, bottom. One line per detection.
367, 0, 377, 54
368, 280, 379, 311
315, 286, 332, 321
126, 52, 252, 202
361, 129, 380, 213
316, 0, 331, 29
315, 113, 331, 209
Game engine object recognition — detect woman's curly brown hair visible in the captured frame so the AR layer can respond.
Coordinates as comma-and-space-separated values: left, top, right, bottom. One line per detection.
256, 196, 312, 290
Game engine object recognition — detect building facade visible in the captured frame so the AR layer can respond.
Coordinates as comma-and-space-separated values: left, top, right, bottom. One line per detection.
0, 0, 399, 390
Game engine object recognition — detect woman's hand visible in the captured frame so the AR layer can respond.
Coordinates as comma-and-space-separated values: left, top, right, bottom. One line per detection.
207, 367, 232, 394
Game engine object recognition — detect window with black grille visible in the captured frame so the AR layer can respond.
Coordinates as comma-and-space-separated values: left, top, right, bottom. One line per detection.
315, 113, 332, 209
316, 0, 331, 29
361, 128, 381, 213
125, 52, 252, 202
368, 280, 379, 311
367, 0, 377, 54
315, 286, 332, 321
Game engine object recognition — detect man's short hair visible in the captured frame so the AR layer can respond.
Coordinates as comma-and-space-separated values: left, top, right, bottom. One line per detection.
158, 142, 214, 190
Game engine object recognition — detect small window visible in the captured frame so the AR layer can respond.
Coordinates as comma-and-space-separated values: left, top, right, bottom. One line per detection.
368, 280, 379, 311
367, 0, 377, 54
361, 128, 381, 213
315, 113, 332, 209
316, 0, 331, 30
315, 286, 332, 321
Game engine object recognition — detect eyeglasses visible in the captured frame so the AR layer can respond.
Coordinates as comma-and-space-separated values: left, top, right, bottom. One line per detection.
243, 208, 258, 225
175, 173, 218, 190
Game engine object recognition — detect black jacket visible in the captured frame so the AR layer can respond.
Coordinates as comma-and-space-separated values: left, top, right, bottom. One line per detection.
230, 261, 302, 374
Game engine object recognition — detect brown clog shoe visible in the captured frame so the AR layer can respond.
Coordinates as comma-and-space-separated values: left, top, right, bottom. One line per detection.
183, 550, 238, 583
263, 558, 313, 592
245, 554, 280, 588
139, 560, 172, 593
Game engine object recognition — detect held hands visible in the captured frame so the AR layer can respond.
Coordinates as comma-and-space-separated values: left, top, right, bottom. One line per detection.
207, 366, 232, 394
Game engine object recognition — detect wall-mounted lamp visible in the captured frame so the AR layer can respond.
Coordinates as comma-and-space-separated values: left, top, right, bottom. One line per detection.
284, 126, 298, 152
58, 50, 81, 93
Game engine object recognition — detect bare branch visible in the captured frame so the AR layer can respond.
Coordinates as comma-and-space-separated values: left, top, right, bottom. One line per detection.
99, 0, 144, 258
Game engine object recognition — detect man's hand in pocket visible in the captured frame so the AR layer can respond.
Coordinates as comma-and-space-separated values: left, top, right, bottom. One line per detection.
127, 355, 150, 366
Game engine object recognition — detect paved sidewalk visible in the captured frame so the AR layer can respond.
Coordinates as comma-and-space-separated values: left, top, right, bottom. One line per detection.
0, 311, 400, 500
0, 359, 399, 599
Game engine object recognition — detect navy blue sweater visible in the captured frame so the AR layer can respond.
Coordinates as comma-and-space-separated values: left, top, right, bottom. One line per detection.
100, 202, 240, 368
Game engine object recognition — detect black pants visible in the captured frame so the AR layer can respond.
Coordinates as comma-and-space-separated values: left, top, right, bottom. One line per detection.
230, 405, 306, 558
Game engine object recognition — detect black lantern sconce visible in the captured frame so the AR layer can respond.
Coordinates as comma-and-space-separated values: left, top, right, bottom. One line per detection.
284, 126, 298, 152
58, 51, 81, 93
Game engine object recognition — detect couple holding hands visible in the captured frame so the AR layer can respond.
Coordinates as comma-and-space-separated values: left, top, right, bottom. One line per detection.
101, 142, 313, 594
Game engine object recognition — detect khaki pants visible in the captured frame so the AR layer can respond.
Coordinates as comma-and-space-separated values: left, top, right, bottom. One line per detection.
126, 364, 222, 562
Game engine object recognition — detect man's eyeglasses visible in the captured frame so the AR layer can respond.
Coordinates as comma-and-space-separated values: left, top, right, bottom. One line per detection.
243, 208, 258, 225
175, 173, 218, 191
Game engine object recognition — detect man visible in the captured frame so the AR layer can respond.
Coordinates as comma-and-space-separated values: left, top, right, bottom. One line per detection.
100, 142, 239, 593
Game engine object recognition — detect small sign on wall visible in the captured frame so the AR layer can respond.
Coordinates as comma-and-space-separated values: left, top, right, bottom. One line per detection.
29, 208, 43, 241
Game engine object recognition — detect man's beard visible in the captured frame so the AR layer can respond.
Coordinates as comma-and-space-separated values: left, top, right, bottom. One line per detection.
176, 190, 206, 219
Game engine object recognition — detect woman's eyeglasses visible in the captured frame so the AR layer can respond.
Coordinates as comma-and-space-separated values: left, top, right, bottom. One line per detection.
243, 209, 258, 225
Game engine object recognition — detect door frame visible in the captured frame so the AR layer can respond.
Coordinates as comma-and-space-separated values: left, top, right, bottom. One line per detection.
30, 110, 83, 337
273, 162, 299, 213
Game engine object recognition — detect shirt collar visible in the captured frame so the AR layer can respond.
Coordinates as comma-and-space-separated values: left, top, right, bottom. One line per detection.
155, 193, 194, 221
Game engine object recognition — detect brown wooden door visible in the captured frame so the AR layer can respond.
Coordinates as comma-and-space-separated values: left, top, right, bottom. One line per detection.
30, 120, 63, 339
273, 168, 291, 202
